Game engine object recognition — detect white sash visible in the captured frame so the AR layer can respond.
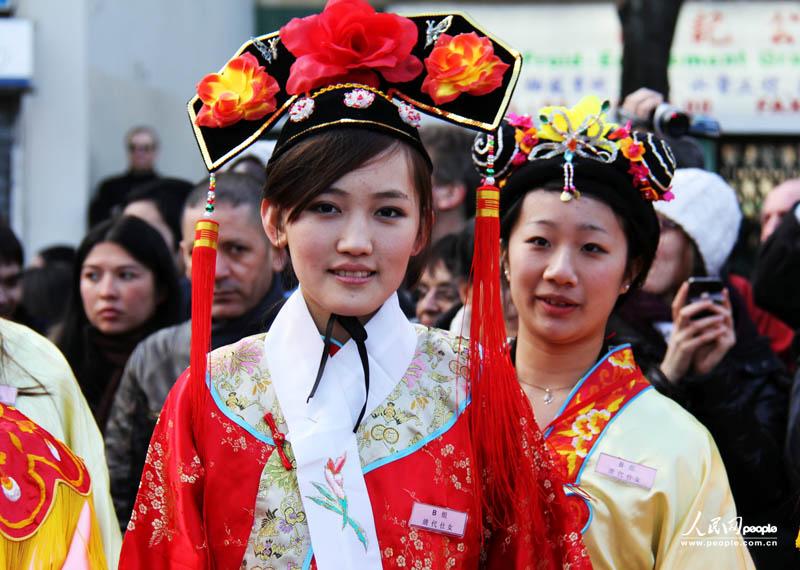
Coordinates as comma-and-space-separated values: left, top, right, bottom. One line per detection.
264, 289, 417, 570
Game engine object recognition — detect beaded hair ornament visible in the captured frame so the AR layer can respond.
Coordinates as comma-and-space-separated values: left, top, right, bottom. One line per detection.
474, 95, 676, 203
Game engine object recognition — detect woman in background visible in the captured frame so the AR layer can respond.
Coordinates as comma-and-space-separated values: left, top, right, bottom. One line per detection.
57, 215, 180, 432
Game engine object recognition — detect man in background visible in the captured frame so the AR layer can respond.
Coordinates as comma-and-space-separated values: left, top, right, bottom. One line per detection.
420, 124, 480, 242
88, 126, 160, 227
760, 178, 800, 243
105, 172, 286, 529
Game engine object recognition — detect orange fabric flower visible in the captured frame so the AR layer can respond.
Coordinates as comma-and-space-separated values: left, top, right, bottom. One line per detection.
514, 127, 539, 154
422, 32, 509, 105
618, 137, 645, 162
196, 52, 279, 128
571, 436, 592, 459
639, 186, 660, 201
280, 0, 422, 94
571, 409, 611, 440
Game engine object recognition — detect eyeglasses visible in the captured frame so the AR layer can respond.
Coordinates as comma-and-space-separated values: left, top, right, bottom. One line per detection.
128, 143, 155, 153
413, 285, 460, 304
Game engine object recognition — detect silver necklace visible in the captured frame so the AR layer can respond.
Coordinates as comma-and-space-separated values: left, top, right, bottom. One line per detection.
520, 381, 575, 405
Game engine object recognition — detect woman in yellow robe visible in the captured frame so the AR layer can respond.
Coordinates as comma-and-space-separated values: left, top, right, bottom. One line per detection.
0, 402, 107, 569
473, 97, 755, 569
0, 318, 121, 566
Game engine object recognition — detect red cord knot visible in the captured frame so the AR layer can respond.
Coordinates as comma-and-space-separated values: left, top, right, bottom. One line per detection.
264, 412, 293, 471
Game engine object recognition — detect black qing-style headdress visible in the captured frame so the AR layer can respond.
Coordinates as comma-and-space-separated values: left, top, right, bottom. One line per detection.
185, 0, 523, 401
471, 96, 677, 291
184, 2, 590, 567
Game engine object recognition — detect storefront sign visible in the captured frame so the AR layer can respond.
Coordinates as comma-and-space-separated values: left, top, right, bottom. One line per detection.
396, 2, 800, 134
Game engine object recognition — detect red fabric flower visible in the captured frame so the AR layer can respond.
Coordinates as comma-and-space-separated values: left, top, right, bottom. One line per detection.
628, 161, 651, 185
280, 0, 423, 95
421, 32, 509, 105
195, 53, 279, 128
608, 120, 632, 141
511, 151, 528, 166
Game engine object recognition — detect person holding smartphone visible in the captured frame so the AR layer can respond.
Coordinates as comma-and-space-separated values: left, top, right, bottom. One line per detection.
610, 168, 797, 567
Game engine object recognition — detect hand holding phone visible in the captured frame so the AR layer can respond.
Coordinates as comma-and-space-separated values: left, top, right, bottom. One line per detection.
685, 277, 724, 320
661, 279, 736, 381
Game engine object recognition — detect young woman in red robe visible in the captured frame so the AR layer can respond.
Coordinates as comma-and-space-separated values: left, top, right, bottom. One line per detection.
119, 1, 590, 568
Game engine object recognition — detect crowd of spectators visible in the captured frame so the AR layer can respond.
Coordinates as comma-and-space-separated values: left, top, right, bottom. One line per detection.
2, 91, 800, 565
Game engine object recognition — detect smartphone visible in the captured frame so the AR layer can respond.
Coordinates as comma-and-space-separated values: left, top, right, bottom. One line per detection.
686, 276, 724, 320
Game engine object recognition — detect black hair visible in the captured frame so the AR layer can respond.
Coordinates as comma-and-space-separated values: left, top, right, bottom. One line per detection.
124, 178, 193, 251
420, 124, 481, 218
266, 129, 433, 287
36, 245, 76, 267
57, 216, 181, 395
420, 222, 475, 284
0, 221, 23, 266
500, 175, 659, 294
22, 263, 73, 333
184, 171, 264, 227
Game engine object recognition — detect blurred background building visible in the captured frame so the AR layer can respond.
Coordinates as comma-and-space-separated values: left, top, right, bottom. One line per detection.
1, 0, 798, 260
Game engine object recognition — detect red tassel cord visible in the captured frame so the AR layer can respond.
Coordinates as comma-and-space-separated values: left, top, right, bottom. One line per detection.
189, 174, 219, 411
264, 412, 293, 471
468, 138, 591, 568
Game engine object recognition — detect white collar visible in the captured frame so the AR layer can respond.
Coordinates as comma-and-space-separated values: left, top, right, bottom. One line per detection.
264, 288, 417, 568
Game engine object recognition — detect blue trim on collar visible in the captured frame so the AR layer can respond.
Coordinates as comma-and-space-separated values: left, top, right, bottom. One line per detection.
302, 547, 314, 570
568, 386, 652, 536
206, 371, 468, 470
565, 490, 594, 534
574, 385, 652, 484
207, 373, 276, 446
362, 397, 470, 474
544, 343, 632, 438
326, 336, 345, 349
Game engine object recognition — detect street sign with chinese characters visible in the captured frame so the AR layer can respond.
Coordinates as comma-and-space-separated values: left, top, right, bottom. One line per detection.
670, 3, 800, 134
394, 2, 800, 134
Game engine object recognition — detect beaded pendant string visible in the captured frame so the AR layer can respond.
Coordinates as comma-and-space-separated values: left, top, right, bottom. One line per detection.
189, 173, 219, 405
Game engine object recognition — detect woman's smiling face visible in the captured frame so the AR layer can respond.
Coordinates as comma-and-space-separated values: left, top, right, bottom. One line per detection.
264, 146, 423, 329
506, 189, 631, 347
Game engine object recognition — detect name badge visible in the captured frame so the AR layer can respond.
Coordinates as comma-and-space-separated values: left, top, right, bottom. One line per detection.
409, 502, 468, 538
0, 385, 18, 406
595, 452, 656, 489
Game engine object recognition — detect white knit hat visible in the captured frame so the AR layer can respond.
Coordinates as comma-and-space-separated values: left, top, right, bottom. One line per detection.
653, 168, 742, 276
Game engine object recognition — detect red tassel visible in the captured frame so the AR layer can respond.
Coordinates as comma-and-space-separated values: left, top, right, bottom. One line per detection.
468, 179, 590, 567
190, 218, 219, 403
